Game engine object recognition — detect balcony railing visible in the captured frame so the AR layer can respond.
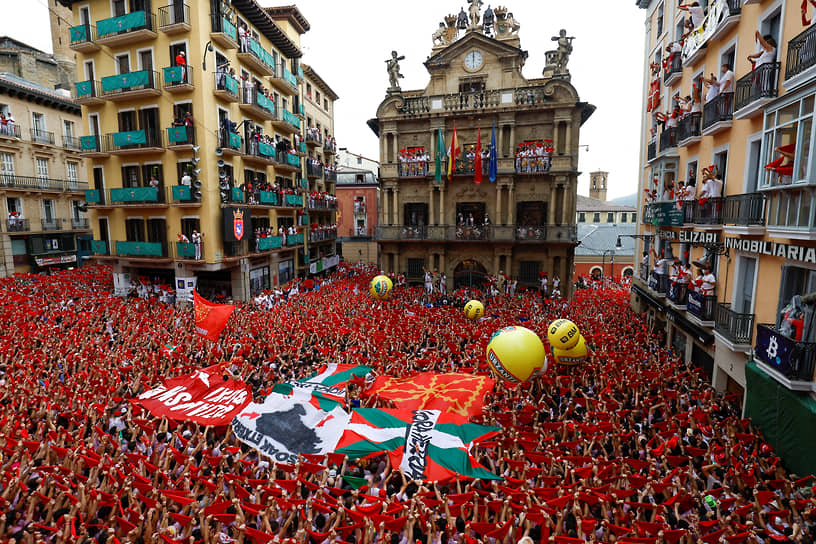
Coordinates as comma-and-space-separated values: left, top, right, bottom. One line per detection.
702, 92, 733, 131
687, 291, 717, 322
176, 241, 202, 259
715, 303, 754, 346
283, 193, 302, 207
116, 240, 166, 258
677, 112, 702, 143
79, 134, 109, 154
214, 72, 240, 100
648, 271, 668, 296
658, 127, 677, 152
376, 225, 575, 243
158, 4, 190, 30
785, 24, 816, 82
647, 141, 656, 161
516, 225, 576, 242
71, 218, 90, 230
110, 186, 161, 204
307, 163, 324, 178
241, 87, 276, 118
255, 236, 282, 252
400, 86, 552, 115
722, 193, 766, 226
286, 233, 305, 246
170, 185, 201, 203
0, 174, 87, 192
310, 230, 337, 242
663, 54, 682, 83
398, 161, 429, 177
5, 218, 29, 232
239, 39, 277, 76
100, 70, 160, 97
639, 263, 649, 282
734, 62, 780, 112
91, 240, 108, 255
755, 324, 816, 382
109, 130, 164, 152
692, 197, 723, 225
0, 124, 21, 139
30, 129, 55, 145
326, 170, 337, 182
167, 125, 195, 146
163, 65, 193, 89
667, 282, 689, 307
63, 135, 83, 151
210, 13, 238, 46
219, 131, 242, 153
41, 218, 63, 231
96, 11, 156, 40
69, 23, 98, 48
281, 109, 300, 130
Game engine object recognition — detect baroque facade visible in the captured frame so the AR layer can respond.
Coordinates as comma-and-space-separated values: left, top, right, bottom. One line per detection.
371, 5, 594, 295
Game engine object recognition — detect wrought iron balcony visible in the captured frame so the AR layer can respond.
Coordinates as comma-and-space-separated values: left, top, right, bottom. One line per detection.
79, 134, 110, 155
0, 124, 21, 139
0, 174, 87, 192
310, 230, 337, 242
100, 70, 161, 101
515, 225, 576, 243
688, 291, 717, 323
785, 24, 816, 82
219, 131, 243, 155
69, 23, 99, 52
116, 240, 166, 258
755, 323, 816, 384
71, 218, 90, 230
722, 193, 766, 226
667, 282, 689, 307
210, 11, 239, 49
109, 186, 162, 204
734, 62, 780, 115
96, 11, 156, 47
398, 161, 430, 178
376, 224, 574, 243
214, 72, 240, 102
647, 141, 656, 161
692, 197, 723, 225
658, 127, 677, 152
63, 135, 83, 151
639, 263, 649, 282
108, 130, 165, 154
163, 65, 193, 92
30, 129, 55, 146
307, 163, 324, 178
240, 87, 277, 121
167, 125, 195, 148
5, 218, 29, 232
254, 236, 283, 252
702, 92, 733, 132
158, 4, 190, 34
664, 54, 683, 84
176, 240, 203, 260
677, 112, 702, 144
41, 218, 63, 231
715, 303, 754, 346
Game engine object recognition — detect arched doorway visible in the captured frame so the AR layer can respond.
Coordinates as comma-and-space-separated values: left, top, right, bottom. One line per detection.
453, 259, 489, 289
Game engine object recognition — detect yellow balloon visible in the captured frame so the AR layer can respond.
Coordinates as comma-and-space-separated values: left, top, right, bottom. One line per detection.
547, 319, 580, 350
552, 334, 588, 366
369, 275, 393, 299
464, 300, 485, 320
485, 326, 547, 383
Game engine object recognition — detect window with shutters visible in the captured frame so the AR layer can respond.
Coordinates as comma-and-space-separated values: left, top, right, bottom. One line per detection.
36, 158, 49, 187
0, 152, 14, 183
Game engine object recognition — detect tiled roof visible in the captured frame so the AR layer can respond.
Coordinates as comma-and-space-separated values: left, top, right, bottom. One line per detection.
576, 224, 637, 256
576, 195, 637, 212
0, 73, 79, 113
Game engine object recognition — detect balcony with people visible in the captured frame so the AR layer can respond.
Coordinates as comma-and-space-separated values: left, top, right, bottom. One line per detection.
515, 141, 551, 174
755, 321, 816, 390
735, 34, 781, 119
306, 159, 324, 179
702, 91, 734, 135
100, 70, 161, 102
158, 3, 191, 35
663, 50, 683, 87
270, 62, 299, 95
398, 147, 429, 178
677, 112, 702, 146
95, 11, 157, 47
210, 5, 239, 49
163, 64, 193, 93
686, 261, 718, 327
213, 72, 240, 102
305, 126, 323, 148
239, 86, 276, 121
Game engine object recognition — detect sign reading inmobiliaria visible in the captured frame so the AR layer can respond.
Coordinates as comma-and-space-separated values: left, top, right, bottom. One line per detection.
132, 364, 251, 425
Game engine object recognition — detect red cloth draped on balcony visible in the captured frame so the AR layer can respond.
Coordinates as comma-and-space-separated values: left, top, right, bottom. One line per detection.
802, 0, 816, 26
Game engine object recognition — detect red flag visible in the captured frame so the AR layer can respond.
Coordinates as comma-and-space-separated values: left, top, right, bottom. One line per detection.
194, 291, 234, 342
474, 127, 483, 185
365, 373, 494, 417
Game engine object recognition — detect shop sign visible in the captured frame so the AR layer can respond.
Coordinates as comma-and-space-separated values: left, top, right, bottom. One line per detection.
724, 237, 816, 265
35, 254, 77, 266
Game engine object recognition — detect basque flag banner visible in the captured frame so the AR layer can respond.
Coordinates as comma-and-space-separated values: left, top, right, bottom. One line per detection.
365, 372, 494, 418
335, 408, 500, 482
194, 291, 234, 342
272, 363, 372, 409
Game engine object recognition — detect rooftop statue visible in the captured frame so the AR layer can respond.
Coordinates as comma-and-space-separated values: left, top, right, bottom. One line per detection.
483, 5, 495, 36
386, 50, 405, 92
468, 0, 483, 31
494, 7, 519, 39
552, 29, 575, 75
456, 7, 468, 30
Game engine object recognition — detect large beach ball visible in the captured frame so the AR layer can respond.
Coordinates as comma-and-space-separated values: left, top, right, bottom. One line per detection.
369, 275, 393, 299
464, 300, 485, 320
547, 319, 580, 350
485, 326, 547, 383
552, 334, 588, 366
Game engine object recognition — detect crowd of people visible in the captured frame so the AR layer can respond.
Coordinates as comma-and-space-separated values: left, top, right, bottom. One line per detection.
515, 142, 552, 174
0, 111, 17, 137
0, 264, 813, 544
398, 149, 430, 177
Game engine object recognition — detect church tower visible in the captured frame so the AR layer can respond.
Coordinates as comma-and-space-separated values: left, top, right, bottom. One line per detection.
589, 171, 608, 201
48, 1, 76, 89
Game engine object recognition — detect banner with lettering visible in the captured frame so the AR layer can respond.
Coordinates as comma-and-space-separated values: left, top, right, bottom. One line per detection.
132, 364, 251, 426
232, 393, 350, 464
271, 363, 372, 410
334, 408, 500, 482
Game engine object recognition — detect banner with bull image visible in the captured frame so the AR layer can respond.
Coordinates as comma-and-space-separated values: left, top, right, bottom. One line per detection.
232, 393, 350, 464
132, 364, 251, 426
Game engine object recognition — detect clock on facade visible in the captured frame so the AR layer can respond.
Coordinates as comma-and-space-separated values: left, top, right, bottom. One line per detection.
464, 50, 483, 71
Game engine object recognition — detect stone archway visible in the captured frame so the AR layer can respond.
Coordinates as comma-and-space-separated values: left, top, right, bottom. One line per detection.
453, 259, 489, 289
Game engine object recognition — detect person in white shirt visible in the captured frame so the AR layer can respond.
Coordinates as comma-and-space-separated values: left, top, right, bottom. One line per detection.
680, 2, 706, 29
717, 64, 734, 95
700, 169, 723, 199
702, 73, 720, 103
540, 275, 548, 296
748, 32, 777, 67
424, 270, 433, 294
700, 267, 717, 296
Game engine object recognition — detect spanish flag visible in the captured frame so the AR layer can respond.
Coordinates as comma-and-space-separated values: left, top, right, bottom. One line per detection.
447, 123, 460, 182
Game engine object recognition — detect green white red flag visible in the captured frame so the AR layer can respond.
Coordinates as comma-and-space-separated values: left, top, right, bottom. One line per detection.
271, 363, 371, 409
334, 408, 500, 482
365, 372, 494, 417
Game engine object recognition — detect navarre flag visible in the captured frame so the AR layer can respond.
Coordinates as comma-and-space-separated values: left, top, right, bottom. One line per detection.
335, 408, 500, 482
447, 124, 460, 182
272, 363, 372, 409
132, 364, 251, 426
194, 291, 234, 342
434, 126, 445, 184
488, 122, 498, 183
474, 127, 483, 185
232, 393, 350, 464
366, 373, 494, 418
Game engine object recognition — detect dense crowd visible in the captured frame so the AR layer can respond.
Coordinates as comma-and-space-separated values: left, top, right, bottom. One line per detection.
0, 265, 813, 544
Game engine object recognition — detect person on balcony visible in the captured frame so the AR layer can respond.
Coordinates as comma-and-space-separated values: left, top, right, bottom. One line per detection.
698, 166, 723, 205
717, 63, 734, 95
748, 32, 778, 69
679, 2, 705, 31
191, 230, 203, 260
238, 23, 250, 53
702, 73, 720, 103
175, 51, 187, 83
424, 269, 433, 294
699, 266, 716, 296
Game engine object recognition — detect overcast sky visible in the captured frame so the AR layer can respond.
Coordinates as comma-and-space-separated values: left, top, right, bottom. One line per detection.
3, 1, 645, 199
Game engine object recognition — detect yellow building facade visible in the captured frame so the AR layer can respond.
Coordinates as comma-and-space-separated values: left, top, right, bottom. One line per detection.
372, 7, 594, 294
59, 0, 336, 300
633, 0, 816, 474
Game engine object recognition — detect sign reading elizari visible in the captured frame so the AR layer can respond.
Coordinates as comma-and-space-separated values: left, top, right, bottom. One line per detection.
724, 237, 816, 265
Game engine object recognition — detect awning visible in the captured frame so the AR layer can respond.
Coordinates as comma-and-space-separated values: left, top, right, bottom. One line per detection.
632, 284, 664, 310
666, 308, 714, 345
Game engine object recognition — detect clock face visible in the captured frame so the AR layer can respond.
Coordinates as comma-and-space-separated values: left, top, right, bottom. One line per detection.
464, 50, 483, 70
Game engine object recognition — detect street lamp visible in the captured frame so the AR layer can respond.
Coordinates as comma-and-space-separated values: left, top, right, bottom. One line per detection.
601, 249, 615, 286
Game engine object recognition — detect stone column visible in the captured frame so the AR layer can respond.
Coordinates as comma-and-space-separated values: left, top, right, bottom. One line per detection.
496, 185, 502, 225
429, 185, 436, 226
507, 185, 516, 225
498, 125, 504, 158
382, 189, 390, 226
561, 183, 569, 225
548, 185, 557, 224
553, 122, 561, 156
394, 186, 401, 225
508, 125, 515, 157
439, 187, 445, 225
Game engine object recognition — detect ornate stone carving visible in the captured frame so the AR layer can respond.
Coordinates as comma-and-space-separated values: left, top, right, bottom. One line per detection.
433, 14, 459, 46
543, 30, 574, 80
494, 7, 519, 39
386, 50, 405, 92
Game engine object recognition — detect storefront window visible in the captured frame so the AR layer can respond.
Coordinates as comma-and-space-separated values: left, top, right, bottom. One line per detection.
250, 266, 270, 296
